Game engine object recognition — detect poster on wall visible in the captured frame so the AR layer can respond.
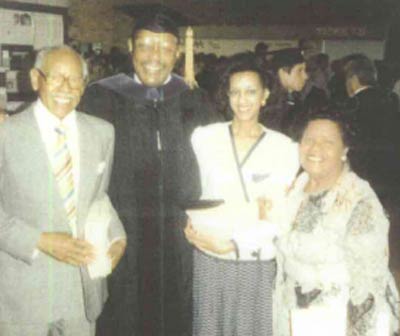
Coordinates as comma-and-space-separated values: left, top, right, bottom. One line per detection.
0, 9, 35, 45
33, 12, 64, 49
0, 9, 63, 48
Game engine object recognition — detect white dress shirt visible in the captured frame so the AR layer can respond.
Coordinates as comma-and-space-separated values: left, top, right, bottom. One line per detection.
133, 73, 172, 86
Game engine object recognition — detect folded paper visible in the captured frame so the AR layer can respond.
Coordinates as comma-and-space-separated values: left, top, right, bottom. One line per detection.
85, 196, 112, 279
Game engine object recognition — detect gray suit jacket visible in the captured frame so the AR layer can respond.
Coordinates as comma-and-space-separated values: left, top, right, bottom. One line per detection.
0, 105, 125, 324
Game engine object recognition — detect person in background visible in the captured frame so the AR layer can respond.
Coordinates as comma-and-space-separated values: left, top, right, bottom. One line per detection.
185, 52, 299, 336
79, 12, 220, 336
254, 41, 269, 68
343, 54, 400, 201
343, 53, 400, 274
276, 108, 399, 336
302, 53, 330, 110
260, 47, 309, 141
108, 46, 131, 75
0, 45, 126, 336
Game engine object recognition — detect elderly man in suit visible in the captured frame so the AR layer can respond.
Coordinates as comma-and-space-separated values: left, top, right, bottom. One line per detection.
0, 45, 126, 336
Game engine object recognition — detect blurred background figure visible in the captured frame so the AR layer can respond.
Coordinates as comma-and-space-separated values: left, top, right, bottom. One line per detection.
260, 47, 309, 140
254, 41, 269, 68
302, 53, 330, 110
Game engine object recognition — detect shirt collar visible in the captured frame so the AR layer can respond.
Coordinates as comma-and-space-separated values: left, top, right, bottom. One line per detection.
34, 98, 77, 129
353, 86, 371, 96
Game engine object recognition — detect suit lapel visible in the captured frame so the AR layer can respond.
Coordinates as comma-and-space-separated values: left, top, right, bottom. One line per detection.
23, 108, 68, 229
25, 107, 51, 170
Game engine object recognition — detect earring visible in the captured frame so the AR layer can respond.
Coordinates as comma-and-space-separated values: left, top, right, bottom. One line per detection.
341, 155, 347, 162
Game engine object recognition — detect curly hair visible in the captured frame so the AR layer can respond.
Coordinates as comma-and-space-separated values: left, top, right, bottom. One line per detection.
215, 52, 272, 119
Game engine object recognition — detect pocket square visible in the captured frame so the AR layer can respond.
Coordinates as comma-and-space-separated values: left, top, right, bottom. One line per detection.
252, 173, 270, 183
97, 162, 106, 174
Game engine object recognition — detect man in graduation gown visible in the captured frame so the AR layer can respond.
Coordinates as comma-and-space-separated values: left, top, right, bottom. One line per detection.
79, 12, 220, 336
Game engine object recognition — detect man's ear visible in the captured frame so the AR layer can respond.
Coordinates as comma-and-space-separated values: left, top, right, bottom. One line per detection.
278, 68, 289, 86
127, 38, 133, 53
30, 68, 40, 91
350, 75, 361, 90
352, 75, 361, 90
175, 48, 181, 60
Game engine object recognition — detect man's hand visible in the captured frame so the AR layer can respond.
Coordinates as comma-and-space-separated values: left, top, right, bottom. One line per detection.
184, 220, 234, 255
37, 232, 96, 266
107, 239, 127, 270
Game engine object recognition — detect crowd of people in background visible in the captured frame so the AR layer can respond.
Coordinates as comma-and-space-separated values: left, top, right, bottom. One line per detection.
76, 41, 400, 109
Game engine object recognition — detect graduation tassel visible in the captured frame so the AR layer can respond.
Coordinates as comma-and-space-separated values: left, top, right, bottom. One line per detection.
184, 26, 198, 89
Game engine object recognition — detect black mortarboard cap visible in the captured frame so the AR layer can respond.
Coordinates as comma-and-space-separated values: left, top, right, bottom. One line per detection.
132, 11, 180, 41
269, 48, 305, 70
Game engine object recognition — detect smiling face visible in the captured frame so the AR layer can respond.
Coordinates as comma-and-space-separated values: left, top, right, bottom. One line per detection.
132, 30, 179, 87
30, 48, 85, 119
300, 119, 347, 184
228, 71, 269, 123
279, 62, 308, 92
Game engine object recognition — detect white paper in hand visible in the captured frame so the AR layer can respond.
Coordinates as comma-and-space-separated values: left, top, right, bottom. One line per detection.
85, 196, 112, 278
186, 202, 258, 240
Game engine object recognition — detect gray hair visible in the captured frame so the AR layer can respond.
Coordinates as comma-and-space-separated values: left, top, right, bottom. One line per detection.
34, 45, 88, 80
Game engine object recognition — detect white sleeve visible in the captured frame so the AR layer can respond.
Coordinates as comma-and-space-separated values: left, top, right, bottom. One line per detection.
231, 220, 279, 260
191, 126, 209, 199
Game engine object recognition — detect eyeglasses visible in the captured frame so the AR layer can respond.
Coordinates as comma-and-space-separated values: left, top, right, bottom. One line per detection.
36, 68, 84, 89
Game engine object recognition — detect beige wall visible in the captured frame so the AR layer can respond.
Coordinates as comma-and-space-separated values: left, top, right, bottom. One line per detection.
68, 0, 133, 52
41, 0, 383, 59
186, 38, 297, 56
8, 0, 69, 7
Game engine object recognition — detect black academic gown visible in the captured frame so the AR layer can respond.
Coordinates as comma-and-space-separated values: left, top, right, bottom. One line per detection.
79, 73, 220, 336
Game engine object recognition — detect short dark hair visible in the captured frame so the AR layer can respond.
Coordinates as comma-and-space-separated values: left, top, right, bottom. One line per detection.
344, 54, 377, 86
131, 12, 180, 42
300, 105, 355, 147
216, 52, 272, 118
271, 48, 305, 73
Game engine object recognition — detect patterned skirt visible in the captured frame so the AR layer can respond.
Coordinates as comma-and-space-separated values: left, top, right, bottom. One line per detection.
193, 249, 276, 336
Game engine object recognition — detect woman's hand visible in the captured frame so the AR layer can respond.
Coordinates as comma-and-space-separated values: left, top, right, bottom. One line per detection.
257, 197, 272, 220
184, 219, 234, 255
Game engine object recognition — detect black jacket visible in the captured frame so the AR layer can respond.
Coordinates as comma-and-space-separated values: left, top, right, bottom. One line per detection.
346, 86, 400, 200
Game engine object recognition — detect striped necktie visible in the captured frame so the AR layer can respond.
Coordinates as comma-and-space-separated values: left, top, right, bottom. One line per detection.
54, 126, 77, 236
